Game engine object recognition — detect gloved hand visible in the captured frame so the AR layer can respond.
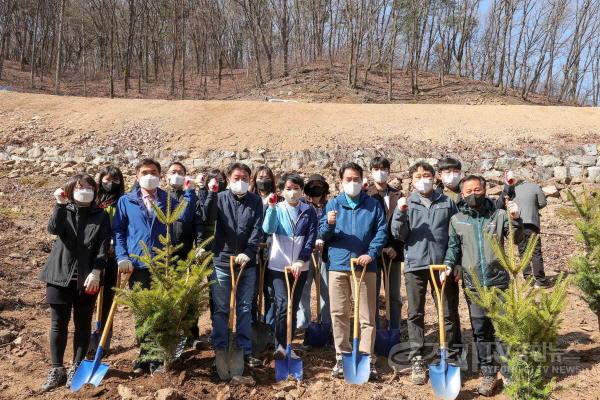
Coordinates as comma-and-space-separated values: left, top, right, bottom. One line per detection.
118, 259, 134, 274
290, 261, 304, 277
268, 193, 278, 208
439, 265, 453, 283
195, 247, 206, 258
397, 197, 408, 213
84, 269, 101, 295
507, 201, 520, 219
208, 178, 219, 193
184, 176, 196, 190
235, 253, 251, 267
314, 239, 324, 251
54, 188, 68, 204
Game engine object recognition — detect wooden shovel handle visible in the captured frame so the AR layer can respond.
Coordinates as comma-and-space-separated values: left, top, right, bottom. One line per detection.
98, 272, 131, 348
284, 267, 299, 346
380, 255, 392, 322
228, 256, 246, 332
429, 265, 448, 348
311, 252, 322, 321
350, 258, 366, 340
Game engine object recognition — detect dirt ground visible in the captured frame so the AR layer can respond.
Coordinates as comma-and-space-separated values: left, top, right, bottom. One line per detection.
0, 172, 599, 400
2, 91, 600, 155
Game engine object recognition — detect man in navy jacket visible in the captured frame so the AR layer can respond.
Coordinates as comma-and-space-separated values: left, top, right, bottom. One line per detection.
320, 162, 387, 381
211, 162, 264, 372
112, 158, 195, 373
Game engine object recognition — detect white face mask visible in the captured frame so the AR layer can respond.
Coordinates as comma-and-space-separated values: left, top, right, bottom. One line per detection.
73, 188, 94, 205
372, 170, 389, 184
230, 180, 249, 196
139, 174, 160, 190
414, 178, 433, 194
283, 189, 302, 203
442, 172, 461, 189
169, 173, 185, 188
343, 181, 362, 197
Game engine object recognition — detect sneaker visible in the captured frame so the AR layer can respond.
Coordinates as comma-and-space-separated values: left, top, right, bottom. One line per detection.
245, 355, 262, 368
411, 357, 427, 385
65, 363, 79, 387
290, 349, 300, 359
331, 356, 343, 378
132, 359, 148, 374
273, 345, 286, 361
369, 364, 379, 381
41, 367, 67, 392
299, 342, 312, 351
534, 279, 551, 289
478, 374, 499, 396
149, 361, 165, 375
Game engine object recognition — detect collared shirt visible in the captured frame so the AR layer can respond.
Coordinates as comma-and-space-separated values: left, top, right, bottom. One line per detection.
344, 193, 360, 209
141, 188, 156, 213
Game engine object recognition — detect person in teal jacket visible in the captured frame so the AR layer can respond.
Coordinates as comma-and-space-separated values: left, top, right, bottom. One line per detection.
319, 162, 387, 381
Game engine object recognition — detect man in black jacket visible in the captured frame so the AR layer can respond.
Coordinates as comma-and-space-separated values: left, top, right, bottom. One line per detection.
366, 157, 404, 333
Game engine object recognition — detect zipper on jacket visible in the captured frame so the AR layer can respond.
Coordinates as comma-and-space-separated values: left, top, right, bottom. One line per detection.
476, 216, 487, 286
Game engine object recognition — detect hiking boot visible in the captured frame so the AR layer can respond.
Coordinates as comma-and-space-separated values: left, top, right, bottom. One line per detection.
41, 367, 67, 392
65, 363, 79, 387
369, 364, 379, 381
273, 345, 286, 361
478, 374, 499, 396
245, 355, 262, 368
534, 279, 551, 289
331, 356, 343, 378
411, 357, 427, 385
149, 361, 165, 375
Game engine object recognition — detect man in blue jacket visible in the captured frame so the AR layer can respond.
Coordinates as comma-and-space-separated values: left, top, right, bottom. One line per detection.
112, 157, 196, 373
390, 161, 460, 386
211, 162, 264, 372
321, 162, 387, 381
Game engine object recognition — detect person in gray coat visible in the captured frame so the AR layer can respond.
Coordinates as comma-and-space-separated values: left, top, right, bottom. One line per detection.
390, 161, 460, 385
496, 175, 548, 287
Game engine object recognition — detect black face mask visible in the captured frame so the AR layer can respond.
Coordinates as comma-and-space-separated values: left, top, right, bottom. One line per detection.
306, 186, 325, 197
465, 193, 485, 208
256, 179, 273, 193
102, 181, 120, 193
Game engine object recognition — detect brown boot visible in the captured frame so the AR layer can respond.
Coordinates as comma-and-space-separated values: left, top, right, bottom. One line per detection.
478, 373, 499, 396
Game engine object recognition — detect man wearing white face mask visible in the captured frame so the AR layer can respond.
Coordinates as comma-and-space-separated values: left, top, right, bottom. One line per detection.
320, 162, 388, 381
435, 157, 463, 203
211, 162, 264, 372
366, 157, 405, 335
390, 161, 461, 385
112, 158, 196, 374
262, 173, 318, 361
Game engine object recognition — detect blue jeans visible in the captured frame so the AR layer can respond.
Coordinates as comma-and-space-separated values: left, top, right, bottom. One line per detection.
296, 252, 331, 329
376, 257, 402, 329
269, 269, 307, 347
211, 264, 256, 355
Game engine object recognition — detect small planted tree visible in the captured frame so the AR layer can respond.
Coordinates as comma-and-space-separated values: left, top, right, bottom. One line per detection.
118, 195, 213, 369
467, 220, 569, 400
567, 189, 600, 329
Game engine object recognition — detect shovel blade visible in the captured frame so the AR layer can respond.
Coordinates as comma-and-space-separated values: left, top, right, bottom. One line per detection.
305, 321, 332, 348
215, 346, 245, 381
275, 346, 303, 382
429, 360, 461, 400
70, 359, 108, 391
251, 321, 273, 354
342, 339, 370, 385
374, 328, 401, 357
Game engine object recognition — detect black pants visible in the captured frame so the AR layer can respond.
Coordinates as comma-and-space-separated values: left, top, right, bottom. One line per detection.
465, 292, 505, 376
48, 282, 96, 368
518, 224, 546, 283
404, 269, 461, 361
268, 269, 307, 348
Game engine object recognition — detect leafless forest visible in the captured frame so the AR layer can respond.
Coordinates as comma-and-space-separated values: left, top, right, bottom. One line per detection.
0, 0, 599, 104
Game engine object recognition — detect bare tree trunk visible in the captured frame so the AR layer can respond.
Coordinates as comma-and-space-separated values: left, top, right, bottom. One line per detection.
30, 0, 40, 88
54, 0, 65, 94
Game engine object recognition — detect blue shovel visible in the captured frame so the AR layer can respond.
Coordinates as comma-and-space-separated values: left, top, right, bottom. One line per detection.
275, 266, 303, 381
71, 273, 131, 391
304, 251, 332, 347
342, 258, 371, 384
429, 265, 461, 400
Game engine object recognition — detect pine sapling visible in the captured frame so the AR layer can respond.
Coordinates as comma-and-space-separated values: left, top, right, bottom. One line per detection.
467, 215, 569, 400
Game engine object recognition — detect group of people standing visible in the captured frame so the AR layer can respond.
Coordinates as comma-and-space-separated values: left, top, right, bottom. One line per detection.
39, 155, 549, 397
